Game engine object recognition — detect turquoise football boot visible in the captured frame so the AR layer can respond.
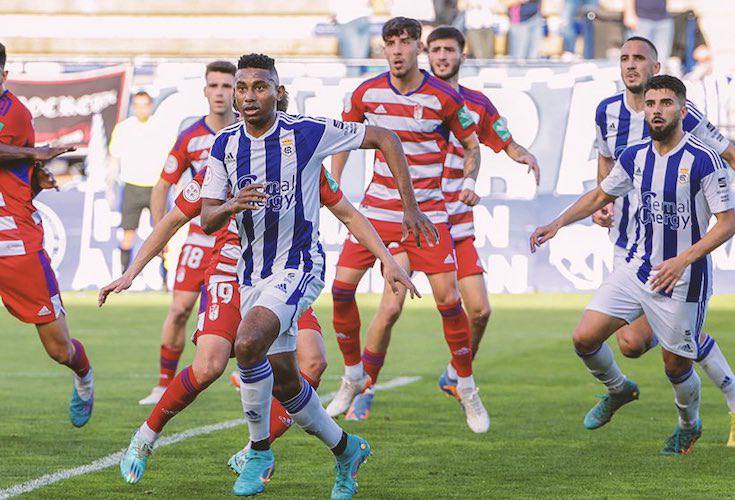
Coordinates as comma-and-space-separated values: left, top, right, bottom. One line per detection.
584, 379, 639, 430
69, 369, 94, 427
120, 430, 154, 484
661, 419, 702, 455
232, 448, 275, 496
331, 435, 371, 500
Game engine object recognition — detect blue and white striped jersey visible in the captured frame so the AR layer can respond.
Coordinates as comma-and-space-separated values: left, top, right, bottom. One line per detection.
201, 112, 366, 286
600, 133, 733, 302
595, 91, 730, 251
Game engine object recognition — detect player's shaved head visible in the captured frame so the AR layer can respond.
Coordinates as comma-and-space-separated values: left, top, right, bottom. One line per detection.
237, 53, 279, 84
624, 36, 658, 60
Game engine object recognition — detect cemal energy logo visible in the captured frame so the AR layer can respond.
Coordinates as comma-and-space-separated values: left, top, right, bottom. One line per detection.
237, 173, 298, 211
639, 191, 691, 230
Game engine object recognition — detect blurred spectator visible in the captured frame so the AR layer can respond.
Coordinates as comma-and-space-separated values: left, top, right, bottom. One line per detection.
107, 91, 159, 272
623, 0, 673, 63
389, 0, 436, 27
672, 9, 711, 79
504, 0, 543, 59
434, 0, 462, 28
561, 0, 598, 56
330, 0, 373, 76
461, 0, 497, 58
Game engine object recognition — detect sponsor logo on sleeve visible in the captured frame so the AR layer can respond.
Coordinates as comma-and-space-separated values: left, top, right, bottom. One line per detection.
492, 117, 511, 141
164, 155, 178, 174
323, 169, 339, 192
458, 105, 475, 129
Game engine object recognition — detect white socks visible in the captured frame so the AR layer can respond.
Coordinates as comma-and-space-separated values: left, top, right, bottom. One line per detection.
577, 343, 626, 393
697, 338, 735, 412
238, 358, 274, 443
446, 362, 458, 380
138, 422, 160, 444
344, 362, 365, 381
282, 378, 343, 448
73, 369, 94, 401
669, 367, 701, 429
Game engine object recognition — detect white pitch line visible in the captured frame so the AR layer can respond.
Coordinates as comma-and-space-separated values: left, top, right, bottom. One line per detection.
0, 375, 421, 499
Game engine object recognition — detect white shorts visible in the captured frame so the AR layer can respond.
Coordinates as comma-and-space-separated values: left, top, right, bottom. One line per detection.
240, 269, 324, 356
587, 265, 708, 359
613, 245, 628, 270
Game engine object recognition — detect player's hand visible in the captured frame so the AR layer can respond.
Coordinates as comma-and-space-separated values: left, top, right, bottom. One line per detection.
401, 205, 439, 248
98, 274, 134, 306
649, 256, 686, 295
529, 222, 560, 253
458, 188, 480, 207
383, 260, 420, 299
32, 145, 76, 162
32, 164, 59, 191
518, 152, 541, 186
592, 203, 614, 228
227, 183, 268, 213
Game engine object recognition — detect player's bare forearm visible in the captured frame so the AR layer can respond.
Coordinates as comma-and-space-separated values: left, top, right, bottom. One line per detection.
597, 154, 614, 184
720, 144, 735, 171
201, 198, 231, 234
150, 179, 172, 225
504, 139, 540, 184
127, 208, 190, 278
361, 125, 419, 210
329, 198, 393, 264
331, 151, 350, 184
681, 210, 735, 266
0, 143, 74, 163
558, 187, 616, 228
460, 133, 481, 181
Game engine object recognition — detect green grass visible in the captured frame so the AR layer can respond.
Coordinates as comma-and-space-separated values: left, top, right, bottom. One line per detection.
2, 292, 735, 499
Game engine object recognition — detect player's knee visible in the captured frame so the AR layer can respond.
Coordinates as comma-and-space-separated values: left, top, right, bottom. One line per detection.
300, 355, 327, 384
193, 360, 226, 386
572, 327, 599, 354
378, 303, 403, 325
169, 302, 193, 327
47, 341, 73, 365
234, 336, 265, 366
433, 290, 461, 309
469, 304, 491, 329
618, 337, 646, 359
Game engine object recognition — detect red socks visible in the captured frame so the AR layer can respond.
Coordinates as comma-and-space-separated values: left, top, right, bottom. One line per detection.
362, 348, 386, 386
146, 366, 204, 433
65, 338, 90, 378
159, 344, 184, 387
438, 301, 473, 378
332, 280, 362, 367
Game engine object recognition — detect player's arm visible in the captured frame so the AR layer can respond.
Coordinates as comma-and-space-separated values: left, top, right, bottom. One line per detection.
150, 179, 173, 226
200, 184, 266, 233
592, 153, 616, 228
98, 207, 191, 306
504, 140, 541, 185
720, 143, 735, 170
0, 143, 74, 163
327, 196, 420, 298
31, 164, 59, 196
360, 125, 440, 246
331, 151, 349, 184
457, 132, 481, 206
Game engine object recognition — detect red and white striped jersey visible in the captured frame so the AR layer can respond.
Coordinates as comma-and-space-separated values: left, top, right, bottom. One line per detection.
162, 116, 219, 250
442, 86, 512, 240
175, 165, 343, 283
0, 90, 43, 257
343, 70, 477, 224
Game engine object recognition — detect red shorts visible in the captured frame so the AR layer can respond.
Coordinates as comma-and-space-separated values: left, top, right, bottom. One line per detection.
192, 278, 322, 355
0, 250, 64, 324
454, 237, 485, 280
173, 244, 213, 292
337, 220, 456, 275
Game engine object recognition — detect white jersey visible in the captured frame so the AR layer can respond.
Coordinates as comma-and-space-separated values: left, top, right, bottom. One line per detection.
201, 112, 366, 286
600, 133, 732, 303
595, 91, 730, 251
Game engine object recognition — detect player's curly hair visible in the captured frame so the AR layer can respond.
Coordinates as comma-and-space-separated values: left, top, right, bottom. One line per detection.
644, 75, 686, 104
237, 53, 277, 75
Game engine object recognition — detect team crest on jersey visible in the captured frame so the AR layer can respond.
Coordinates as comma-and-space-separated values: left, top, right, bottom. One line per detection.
164, 155, 178, 174
281, 137, 295, 157
176, 268, 186, 282
183, 181, 201, 202
208, 303, 220, 321
678, 167, 689, 184
413, 103, 424, 120
203, 166, 213, 186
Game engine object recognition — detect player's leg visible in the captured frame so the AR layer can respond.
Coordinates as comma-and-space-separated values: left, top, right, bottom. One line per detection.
661, 348, 702, 455
37, 316, 94, 427
139, 288, 199, 405
460, 275, 492, 359
269, 349, 371, 500
342, 252, 410, 422
694, 333, 735, 446
615, 316, 657, 359
120, 335, 231, 484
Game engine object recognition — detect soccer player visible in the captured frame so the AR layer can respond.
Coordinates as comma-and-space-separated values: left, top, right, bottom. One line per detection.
326, 17, 490, 433
0, 42, 94, 427
426, 25, 541, 397
200, 53, 428, 498
531, 75, 735, 454
591, 36, 735, 444
138, 60, 238, 406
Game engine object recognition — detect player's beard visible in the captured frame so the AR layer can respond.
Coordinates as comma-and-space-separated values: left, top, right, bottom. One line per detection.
625, 82, 645, 95
433, 61, 460, 82
649, 116, 680, 141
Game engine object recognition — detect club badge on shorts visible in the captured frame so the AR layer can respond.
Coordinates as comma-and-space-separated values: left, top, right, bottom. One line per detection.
208, 303, 220, 321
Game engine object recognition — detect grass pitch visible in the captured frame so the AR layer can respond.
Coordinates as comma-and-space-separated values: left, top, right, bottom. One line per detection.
2, 292, 735, 499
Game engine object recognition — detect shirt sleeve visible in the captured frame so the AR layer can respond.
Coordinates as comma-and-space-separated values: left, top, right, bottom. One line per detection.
689, 116, 730, 155
595, 106, 612, 158
200, 135, 229, 201
478, 109, 512, 153
319, 165, 344, 207
341, 87, 365, 123
160, 136, 190, 184
315, 118, 367, 158
174, 172, 204, 219
445, 98, 478, 142
600, 160, 634, 197
700, 156, 733, 214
